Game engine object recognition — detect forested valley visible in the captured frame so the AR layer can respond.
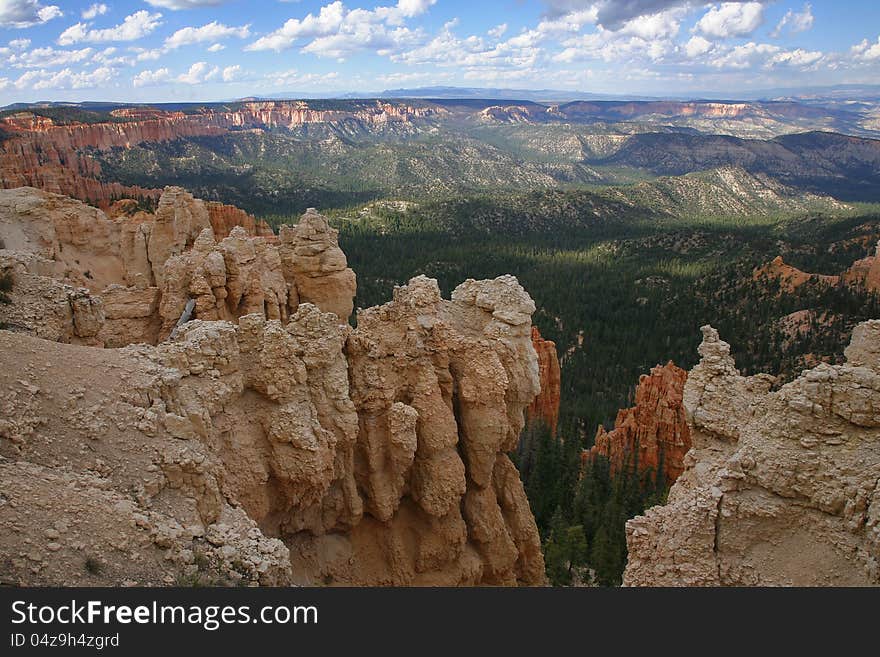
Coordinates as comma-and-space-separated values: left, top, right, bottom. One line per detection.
261, 192, 880, 584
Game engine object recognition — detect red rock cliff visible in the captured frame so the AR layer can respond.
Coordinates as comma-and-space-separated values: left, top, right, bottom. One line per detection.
206, 201, 273, 239
527, 326, 561, 435
588, 361, 690, 487
0, 101, 441, 208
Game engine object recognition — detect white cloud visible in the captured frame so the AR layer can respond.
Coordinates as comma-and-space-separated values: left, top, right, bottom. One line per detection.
695, 2, 764, 39
132, 67, 171, 87
851, 36, 880, 62
145, 0, 228, 8
206, 43, 224, 52
487, 23, 507, 39
771, 3, 814, 38
58, 11, 163, 45
395, 19, 542, 72
552, 8, 683, 64
8, 38, 31, 50
15, 65, 115, 90
91, 46, 135, 67
246, 0, 434, 57
81, 3, 108, 20
266, 69, 339, 88
536, 8, 598, 35
616, 8, 682, 40
1, 45, 94, 69
177, 61, 220, 84
684, 35, 713, 58
164, 21, 250, 49
707, 41, 777, 68
221, 64, 241, 82
130, 47, 164, 61
0, 0, 61, 28
245, 1, 346, 51
768, 47, 822, 67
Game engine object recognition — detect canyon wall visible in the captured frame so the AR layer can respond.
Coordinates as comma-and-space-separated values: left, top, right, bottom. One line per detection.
0, 101, 442, 208
588, 362, 691, 487
0, 185, 545, 586
624, 324, 880, 586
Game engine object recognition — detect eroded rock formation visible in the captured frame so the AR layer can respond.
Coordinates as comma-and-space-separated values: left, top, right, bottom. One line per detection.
756, 242, 880, 294
624, 323, 880, 586
589, 362, 691, 487
0, 186, 545, 587
0, 187, 355, 346
842, 241, 880, 293
754, 255, 840, 292
527, 327, 561, 435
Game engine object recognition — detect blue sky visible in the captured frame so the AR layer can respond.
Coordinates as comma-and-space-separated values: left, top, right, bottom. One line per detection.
1, 1, 879, 103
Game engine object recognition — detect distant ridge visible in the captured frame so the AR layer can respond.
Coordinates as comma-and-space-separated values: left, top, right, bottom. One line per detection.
6, 84, 880, 111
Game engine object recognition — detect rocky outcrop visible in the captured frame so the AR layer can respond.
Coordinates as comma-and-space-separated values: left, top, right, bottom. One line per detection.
0, 251, 105, 345
842, 241, 880, 293
527, 326, 561, 435
298, 274, 545, 585
278, 209, 356, 322
0, 187, 355, 347
756, 241, 880, 295
754, 255, 840, 292
0, 186, 545, 587
158, 226, 290, 339
589, 362, 691, 487
0, 279, 545, 586
624, 323, 880, 586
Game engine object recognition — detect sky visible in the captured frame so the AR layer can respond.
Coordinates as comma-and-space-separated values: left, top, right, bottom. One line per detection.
0, 0, 879, 103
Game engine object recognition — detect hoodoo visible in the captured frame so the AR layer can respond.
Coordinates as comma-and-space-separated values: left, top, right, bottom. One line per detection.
0, 186, 545, 586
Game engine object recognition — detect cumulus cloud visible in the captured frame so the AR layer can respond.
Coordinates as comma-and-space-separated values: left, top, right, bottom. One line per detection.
81, 3, 108, 20
164, 21, 250, 49
0, 45, 94, 69
245, 0, 434, 57
542, 0, 769, 30
145, 0, 228, 8
221, 64, 241, 82
132, 67, 171, 87
135, 62, 223, 87
695, 2, 765, 39
15, 65, 115, 90
768, 47, 822, 67
206, 43, 224, 52
176, 61, 220, 84
394, 18, 541, 75
552, 7, 683, 64
130, 47, 164, 61
0, 0, 62, 28
771, 3, 814, 38
851, 36, 880, 62
702, 41, 822, 70
684, 35, 713, 58
58, 11, 163, 45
